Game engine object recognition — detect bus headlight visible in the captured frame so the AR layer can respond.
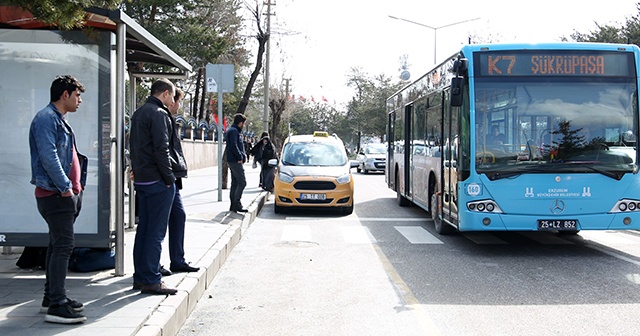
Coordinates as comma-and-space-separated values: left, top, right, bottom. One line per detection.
467, 200, 503, 214
611, 199, 640, 213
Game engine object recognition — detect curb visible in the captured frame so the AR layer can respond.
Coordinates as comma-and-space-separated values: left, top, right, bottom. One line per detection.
134, 191, 269, 336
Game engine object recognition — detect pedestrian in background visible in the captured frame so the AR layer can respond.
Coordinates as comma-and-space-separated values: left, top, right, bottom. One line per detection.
225, 113, 248, 213
257, 134, 277, 192
251, 131, 269, 188
29, 75, 88, 324
165, 87, 199, 274
129, 78, 178, 295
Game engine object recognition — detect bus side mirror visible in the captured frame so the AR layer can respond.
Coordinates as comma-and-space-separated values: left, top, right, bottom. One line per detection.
450, 76, 464, 107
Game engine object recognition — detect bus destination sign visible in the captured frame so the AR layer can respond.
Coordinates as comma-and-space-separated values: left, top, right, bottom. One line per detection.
476, 51, 633, 77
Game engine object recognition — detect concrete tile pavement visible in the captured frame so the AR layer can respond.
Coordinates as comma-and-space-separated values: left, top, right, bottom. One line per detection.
0, 162, 267, 336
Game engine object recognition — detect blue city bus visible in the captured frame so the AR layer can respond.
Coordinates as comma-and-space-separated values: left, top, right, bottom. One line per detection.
386, 43, 640, 234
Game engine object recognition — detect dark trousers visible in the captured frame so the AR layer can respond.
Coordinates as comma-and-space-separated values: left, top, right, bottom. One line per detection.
168, 187, 186, 268
37, 192, 82, 306
228, 161, 247, 206
133, 181, 175, 285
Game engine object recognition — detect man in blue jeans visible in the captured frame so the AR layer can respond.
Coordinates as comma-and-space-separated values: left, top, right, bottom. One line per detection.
30, 75, 88, 324
225, 113, 248, 212
129, 78, 178, 295
166, 88, 199, 273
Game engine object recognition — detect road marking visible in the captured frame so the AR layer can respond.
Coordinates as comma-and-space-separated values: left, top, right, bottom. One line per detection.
587, 245, 640, 267
281, 225, 312, 242
395, 226, 444, 244
462, 232, 508, 245
517, 232, 574, 245
373, 244, 443, 336
341, 226, 377, 244
580, 231, 638, 245
284, 217, 426, 222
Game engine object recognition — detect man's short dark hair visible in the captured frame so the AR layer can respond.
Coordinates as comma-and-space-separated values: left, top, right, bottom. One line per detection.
233, 113, 247, 125
174, 87, 184, 101
50, 75, 85, 102
150, 78, 174, 97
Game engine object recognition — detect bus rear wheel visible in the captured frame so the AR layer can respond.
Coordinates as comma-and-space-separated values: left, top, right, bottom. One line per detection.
431, 192, 455, 235
396, 174, 410, 206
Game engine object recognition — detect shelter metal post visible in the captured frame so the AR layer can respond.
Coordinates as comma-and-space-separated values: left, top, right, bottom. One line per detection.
114, 22, 126, 276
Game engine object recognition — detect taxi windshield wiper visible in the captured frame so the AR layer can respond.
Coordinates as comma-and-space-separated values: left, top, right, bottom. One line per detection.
282, 160, 296, 166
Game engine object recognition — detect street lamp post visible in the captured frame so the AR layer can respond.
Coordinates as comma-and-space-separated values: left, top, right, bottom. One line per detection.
388, 15, 480, 64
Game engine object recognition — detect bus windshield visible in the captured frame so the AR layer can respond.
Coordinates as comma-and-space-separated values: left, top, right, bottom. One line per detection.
474, 78, 638, 180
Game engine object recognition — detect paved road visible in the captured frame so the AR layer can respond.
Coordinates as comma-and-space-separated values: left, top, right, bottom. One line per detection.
179, 171, 640, 336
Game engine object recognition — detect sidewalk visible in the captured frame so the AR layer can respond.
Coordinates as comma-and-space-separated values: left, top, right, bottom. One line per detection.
0, 163, 267, 336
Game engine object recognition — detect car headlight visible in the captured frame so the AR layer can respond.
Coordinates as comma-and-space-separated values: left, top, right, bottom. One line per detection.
278, 172, 294, 183
336, 173, 351, 184
365, 157, 375, 163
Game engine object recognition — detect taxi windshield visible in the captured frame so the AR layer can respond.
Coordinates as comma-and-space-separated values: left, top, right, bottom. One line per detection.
282, 142, 347, 166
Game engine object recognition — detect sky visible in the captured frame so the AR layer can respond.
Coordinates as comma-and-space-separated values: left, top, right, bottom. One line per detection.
251, 0, 640, 107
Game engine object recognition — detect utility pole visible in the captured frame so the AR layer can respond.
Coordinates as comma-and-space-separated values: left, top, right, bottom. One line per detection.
263, 0, 274, 133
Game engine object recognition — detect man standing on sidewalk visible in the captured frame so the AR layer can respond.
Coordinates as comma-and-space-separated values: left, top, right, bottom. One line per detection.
166, 87, 199, 274
225, 113, 248, 213
29, 75, 87, 324
129, 78, 178, 295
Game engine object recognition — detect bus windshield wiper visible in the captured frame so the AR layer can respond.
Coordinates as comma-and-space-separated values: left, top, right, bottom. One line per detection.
483, 164, 555, 181
558, 163, 626, 180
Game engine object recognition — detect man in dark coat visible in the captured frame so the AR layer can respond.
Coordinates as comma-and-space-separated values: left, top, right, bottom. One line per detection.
225, 113, 248, 212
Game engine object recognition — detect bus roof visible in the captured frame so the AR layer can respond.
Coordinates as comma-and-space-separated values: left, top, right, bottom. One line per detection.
387, 42, 640, 104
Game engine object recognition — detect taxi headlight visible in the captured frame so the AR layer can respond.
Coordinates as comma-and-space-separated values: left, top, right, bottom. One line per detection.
336, 173, 351, 184
278, 172, 294, 183
365, 157, 375, 163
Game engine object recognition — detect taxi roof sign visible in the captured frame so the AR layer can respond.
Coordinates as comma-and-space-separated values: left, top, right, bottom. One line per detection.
313, 131, 329, 137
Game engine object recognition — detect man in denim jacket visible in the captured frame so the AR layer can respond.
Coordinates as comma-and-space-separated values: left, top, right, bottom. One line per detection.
29, 75, 88, 324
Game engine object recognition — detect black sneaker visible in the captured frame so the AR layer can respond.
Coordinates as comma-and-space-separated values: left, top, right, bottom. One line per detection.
45, 302, 87, 324
40, 297, 84, 313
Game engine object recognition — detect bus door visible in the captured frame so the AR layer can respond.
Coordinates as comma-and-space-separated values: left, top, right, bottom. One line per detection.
411, 97, 429, 207
442, 90, 459, 225
404, 104, 413, 200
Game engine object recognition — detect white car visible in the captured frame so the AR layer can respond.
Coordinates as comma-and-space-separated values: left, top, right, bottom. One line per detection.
356, 143, 386, 174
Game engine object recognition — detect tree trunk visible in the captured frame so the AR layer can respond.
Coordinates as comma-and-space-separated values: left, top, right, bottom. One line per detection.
193, 68, 202, 119
237, 32, 267, 115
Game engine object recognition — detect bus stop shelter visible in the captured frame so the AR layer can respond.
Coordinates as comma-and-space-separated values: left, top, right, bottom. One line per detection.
0, 6, 192, 275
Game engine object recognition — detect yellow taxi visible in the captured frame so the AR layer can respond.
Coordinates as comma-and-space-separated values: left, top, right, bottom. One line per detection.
268, 131, 359, 214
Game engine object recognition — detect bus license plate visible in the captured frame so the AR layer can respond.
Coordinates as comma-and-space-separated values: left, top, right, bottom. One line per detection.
537, 219, 578, 231
301, 193, 326, 200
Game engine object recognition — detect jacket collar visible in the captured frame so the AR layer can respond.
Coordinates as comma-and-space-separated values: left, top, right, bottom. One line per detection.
146, 96, 169, 110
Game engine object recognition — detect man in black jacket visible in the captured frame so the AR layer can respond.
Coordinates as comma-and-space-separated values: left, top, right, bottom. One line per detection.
225, 113, 248, 212
129, 78, 178, 295
165, 88, 199, 274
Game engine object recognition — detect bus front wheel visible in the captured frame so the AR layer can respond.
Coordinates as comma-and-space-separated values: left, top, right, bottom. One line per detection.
431, 192, 455, 235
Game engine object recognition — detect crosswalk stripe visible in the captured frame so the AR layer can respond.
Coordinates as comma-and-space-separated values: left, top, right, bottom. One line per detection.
394, 226, 444, 244
517, 232, 574, 245
462, 232, 508, 245
580, 231, 638, 245
341, 226, 377, 244
281, 225, 312, 242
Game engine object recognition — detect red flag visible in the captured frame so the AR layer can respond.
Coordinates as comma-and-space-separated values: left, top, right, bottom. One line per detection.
299, 95, 306, 102
213, 113, 219, 125
311, 96, 316, 103
322, 96, 328, 102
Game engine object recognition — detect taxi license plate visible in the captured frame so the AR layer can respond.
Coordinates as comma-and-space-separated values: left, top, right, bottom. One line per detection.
301, 193, 326, 200
537, 219, 578, 231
